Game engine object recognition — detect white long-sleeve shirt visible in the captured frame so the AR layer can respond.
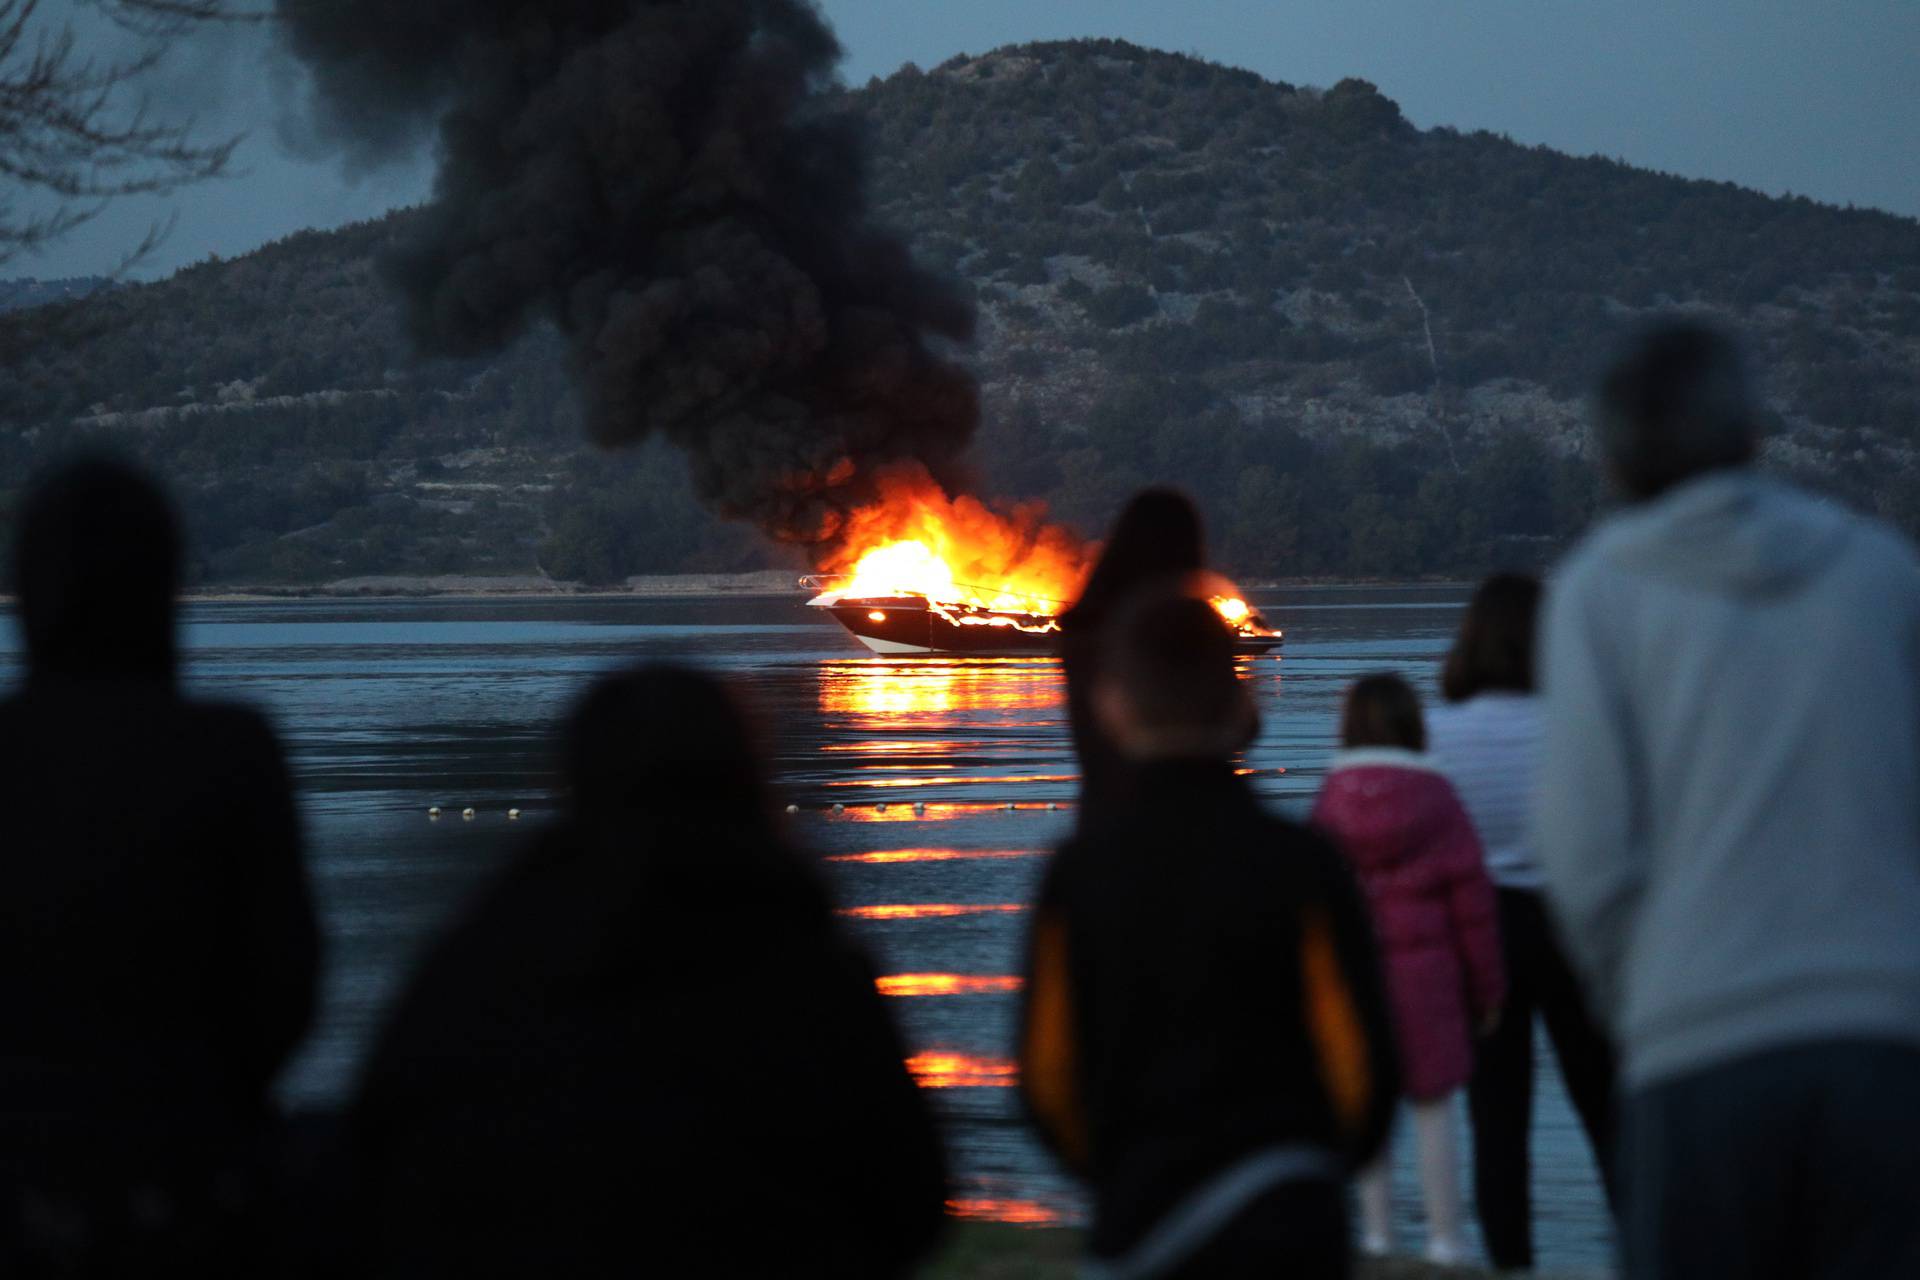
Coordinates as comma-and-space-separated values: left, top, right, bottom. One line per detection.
1427, 693, 1544, 892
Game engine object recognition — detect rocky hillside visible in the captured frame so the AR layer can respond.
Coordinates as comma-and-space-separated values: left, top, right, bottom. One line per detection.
2, 39, 1916, 586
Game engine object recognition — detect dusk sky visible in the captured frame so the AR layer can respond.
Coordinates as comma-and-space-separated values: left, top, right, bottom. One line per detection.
21, 0, 1920, 279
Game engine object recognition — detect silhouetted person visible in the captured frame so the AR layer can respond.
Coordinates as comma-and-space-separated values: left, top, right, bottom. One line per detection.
0, 459, 319, 1275
1538, 322, 1920, 1278
1020, 588, 1397, 1278
1312, 674, 1503, 1266
1060, 489, 1205, 823
353, 666, 946, 1278
1428, 574, 1618, 1269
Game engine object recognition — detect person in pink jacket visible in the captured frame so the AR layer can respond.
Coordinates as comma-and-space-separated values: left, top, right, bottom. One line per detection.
1312, 673, 1505, 1266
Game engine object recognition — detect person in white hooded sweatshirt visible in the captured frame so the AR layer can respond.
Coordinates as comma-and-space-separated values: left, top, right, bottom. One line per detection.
1536, 321, 1920, 1280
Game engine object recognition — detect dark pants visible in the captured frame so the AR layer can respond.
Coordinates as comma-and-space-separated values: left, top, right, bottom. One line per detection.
1468, 888, 1619, 1269
1624, 1040, 1920, 1280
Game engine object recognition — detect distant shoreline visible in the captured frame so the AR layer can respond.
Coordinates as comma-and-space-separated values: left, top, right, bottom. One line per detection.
179, 572, 1474, 603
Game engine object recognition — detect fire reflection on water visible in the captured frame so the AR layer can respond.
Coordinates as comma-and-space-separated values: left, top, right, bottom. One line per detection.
825, 848, 1036, 864
819, 740, 955, 755
875, 974, 1024, 997
840, 903, 1025, 921
905, 1051, 1019, 1088
945, 1198, 1062, 1226
826, 773, 1076, 791
817, 657, 1062, 719
833, 803, 1053, 824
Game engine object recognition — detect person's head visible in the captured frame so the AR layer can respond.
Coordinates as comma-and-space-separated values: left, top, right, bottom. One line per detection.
1596, 320, 1758, 501
1440, 573, 1542, 704
1093, 583, 1256, 761
13, 457, 182, 683
562, 665, 772, 829
1340, 673, 1425, 752
1069, 488, 1205, 625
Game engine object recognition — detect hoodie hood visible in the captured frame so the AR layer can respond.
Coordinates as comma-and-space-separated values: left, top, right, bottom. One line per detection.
1594, 470, 1855, 598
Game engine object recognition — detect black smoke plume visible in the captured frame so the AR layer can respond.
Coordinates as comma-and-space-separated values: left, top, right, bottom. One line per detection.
276, 0, 978, 544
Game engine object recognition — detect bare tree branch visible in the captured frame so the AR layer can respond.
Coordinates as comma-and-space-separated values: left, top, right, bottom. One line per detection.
0, 0, 253, 270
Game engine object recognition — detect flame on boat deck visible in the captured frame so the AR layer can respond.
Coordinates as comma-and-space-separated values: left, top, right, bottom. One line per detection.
805, 467, 1280, 655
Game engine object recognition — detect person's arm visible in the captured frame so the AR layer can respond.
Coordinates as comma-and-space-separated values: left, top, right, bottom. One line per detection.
235, 712, 321, 1097
822, 933, 951, 1269
1300, 846, 1399, 1170
1436, 788, 1505, 1030
1534, 569, 1645, 1028
1017, 860, 1090, 1173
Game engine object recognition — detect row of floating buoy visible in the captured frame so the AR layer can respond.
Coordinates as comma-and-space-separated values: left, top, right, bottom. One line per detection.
428, 802, 1062, 820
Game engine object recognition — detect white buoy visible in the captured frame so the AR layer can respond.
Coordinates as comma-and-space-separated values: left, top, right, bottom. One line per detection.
507, 808, 521, 820
428, 806, 441, 819
461, 807, 476, 820
785, 804, 799, 815
876, 802, 888, 813
913, 802, 926, 815
1048, 803, 1059, 811
1005, 802, 1017, 811
832, 802, 845, 813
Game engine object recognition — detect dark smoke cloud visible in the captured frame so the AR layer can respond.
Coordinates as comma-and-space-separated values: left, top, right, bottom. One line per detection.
276, 0, 978, 544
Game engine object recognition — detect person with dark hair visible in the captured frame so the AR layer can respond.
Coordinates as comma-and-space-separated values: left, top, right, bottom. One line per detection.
1539, 320, 1920, 1277
1020, 587, 1397, 1279
1313, 674, 1503, 1267
0, 458, 320, 1275
1059, 489, 1206, 823
1429, 574, 1617, 1270
353, 665, 947, 1278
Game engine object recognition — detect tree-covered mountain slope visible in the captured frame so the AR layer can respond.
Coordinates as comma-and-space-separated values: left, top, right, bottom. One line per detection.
2, 39, 1916, 585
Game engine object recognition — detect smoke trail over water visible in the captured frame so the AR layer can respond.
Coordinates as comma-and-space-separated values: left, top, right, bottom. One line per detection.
276, 0, 978, 544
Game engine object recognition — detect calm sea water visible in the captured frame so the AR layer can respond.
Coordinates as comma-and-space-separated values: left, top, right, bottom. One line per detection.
0, 588, 1612, 1269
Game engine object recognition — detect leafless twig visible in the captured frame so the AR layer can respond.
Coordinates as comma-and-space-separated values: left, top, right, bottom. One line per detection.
0, 0, 253, 270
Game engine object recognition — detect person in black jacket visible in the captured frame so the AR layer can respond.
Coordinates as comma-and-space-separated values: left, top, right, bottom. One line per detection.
1059, 489, 1205, 825
353, 665, 947, 1278
1020, 586, 1398, 1279
0, 459, 320, 1276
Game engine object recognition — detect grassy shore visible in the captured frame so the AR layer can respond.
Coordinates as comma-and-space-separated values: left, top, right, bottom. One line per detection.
919, 1224, 1539, 1279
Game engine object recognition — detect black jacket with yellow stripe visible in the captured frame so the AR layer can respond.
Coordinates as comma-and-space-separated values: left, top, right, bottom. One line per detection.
1018, 758, 1398, 1257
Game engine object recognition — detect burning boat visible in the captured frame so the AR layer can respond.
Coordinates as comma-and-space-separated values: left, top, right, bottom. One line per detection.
805, 540, 1283, 656
805, 469, 1282, 656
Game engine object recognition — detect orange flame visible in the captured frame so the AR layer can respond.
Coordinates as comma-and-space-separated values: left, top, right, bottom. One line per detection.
821, 464, 1270, 633
827, 464, 1090, 616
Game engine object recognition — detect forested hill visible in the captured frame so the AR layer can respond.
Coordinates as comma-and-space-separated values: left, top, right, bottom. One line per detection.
0, 277, 111, 313
2, 39, 1917, 587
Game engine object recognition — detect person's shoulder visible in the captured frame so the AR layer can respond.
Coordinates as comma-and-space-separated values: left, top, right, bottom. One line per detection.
1550, 514, 1643, 598
181, 698, 283, 747
1249, 810, 1366, 903
1430, 693, 1539, 741
1247, 806, 1341, 868
1835, 506, 1920, 585
168, 700, 291, 782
